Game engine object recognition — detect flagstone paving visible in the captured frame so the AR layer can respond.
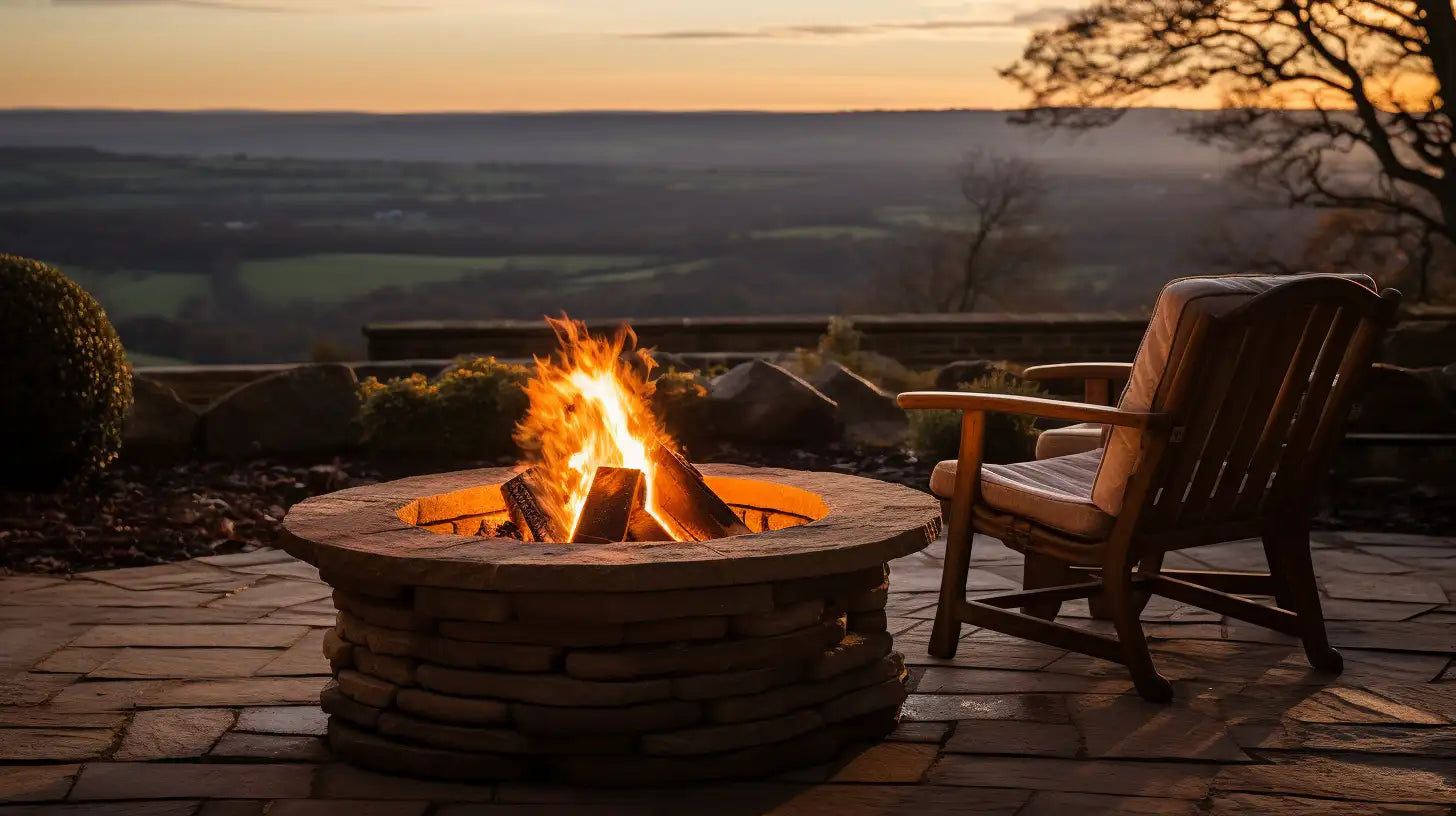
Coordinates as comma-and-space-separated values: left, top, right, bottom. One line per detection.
0, 532, 1452, 814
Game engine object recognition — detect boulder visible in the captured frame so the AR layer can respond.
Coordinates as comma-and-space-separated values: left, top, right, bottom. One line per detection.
649, 352, 691, 373
1382, 321, 1456, 369
708, 360, 842, 444
122, 376, 200, 457
205, 364, 363, 458
848, 351, 914, 387
1348, 364, 1455, 434
810, 362, 907, 447
933, 360, 1009, 390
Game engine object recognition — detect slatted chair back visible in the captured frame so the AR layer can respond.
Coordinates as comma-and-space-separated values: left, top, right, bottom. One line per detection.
1107, 275, 1401, 547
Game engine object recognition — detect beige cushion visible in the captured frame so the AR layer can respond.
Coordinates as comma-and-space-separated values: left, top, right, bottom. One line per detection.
1090, 273, 1376, 516
1035, 422, 1105, 460
931, 449, 1114, 539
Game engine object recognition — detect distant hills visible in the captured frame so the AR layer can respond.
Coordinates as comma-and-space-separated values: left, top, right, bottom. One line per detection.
0, 109, 1231, 171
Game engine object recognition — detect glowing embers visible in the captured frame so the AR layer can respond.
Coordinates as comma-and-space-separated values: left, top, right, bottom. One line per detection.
506, 316, 748, 544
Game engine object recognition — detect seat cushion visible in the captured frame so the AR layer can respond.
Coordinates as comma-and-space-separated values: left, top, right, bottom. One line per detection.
1091, 273, 1376, 517
1035, 422, 1105, 460
931, 449, 1114, 539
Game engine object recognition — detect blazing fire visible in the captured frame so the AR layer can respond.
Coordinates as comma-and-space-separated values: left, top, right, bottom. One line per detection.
513, 316, 687, 542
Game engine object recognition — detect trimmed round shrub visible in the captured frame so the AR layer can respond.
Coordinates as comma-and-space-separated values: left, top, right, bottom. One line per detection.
0, 255, 132, 490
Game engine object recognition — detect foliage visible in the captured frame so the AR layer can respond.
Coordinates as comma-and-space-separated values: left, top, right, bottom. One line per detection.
1003, 0, 1455, 298
863, 152, 1061, 312
794, 317, 938, 392
0, 254, 132, 490
309, 337, 358, 363
649, 368, 711, 452
358, 356, 530, 461
908, 371, 1043, 465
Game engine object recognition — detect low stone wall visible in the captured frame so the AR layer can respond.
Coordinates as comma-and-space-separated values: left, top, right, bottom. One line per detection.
140, 360, 458, 411
363, 313, 1149, 368
362, 307, 1456, 368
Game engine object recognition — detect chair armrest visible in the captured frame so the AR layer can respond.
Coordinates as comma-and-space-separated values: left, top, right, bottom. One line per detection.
1021, 363, 1134, 382
896, 391, 1162, 429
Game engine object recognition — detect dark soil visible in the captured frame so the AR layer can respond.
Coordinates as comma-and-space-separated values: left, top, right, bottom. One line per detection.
0, 460, 362, 574
1, 445, 1448, 575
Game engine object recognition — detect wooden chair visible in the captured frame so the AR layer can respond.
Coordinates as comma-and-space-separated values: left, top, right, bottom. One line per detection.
1021, 363, 1128, 460
899, 275, 1402, 701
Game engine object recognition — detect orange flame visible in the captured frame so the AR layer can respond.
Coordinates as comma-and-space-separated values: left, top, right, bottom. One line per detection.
513, 316, 686, 542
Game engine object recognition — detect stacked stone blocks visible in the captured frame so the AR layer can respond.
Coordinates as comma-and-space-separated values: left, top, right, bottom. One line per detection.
318, 562, 907, 784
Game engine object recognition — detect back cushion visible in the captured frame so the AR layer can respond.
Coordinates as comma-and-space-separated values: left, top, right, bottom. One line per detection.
1089, 274, 1375, 516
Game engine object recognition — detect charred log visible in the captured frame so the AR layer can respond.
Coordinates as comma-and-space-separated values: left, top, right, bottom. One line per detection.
571, 467, 643, 544
649, 444, 752, 541
502, 467, 568, 544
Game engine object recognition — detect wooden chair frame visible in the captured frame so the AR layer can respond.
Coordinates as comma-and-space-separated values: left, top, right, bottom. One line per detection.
900, 278, 1402, 701
1022, 362, 1131, 407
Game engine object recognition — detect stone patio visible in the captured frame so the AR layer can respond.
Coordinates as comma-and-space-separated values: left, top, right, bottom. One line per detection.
0, 531, 1452, 814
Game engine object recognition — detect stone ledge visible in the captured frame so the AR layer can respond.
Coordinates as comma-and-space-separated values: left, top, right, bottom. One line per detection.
415, 664, 672, 707
708, 653, 905, 723
549, 708, 900, 786
353, 647, 416, 687
379, 710, 635, 754
395, 687, 510, 726
564, 618, 846, 681
642, 708, 824, 756
281, 466, 941, 594
512, 585, 773, 623
328, 718, 528, 781
512, 698, 702, 736
437, 619, 625, 648
321, 681, 382, 730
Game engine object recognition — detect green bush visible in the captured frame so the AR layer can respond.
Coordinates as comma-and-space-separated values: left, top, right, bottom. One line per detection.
793, 316, 937, 392
650, 368, 710, 451
0, 255, 132, 491
908, 371, 1042, 465
359, 356, 530, 461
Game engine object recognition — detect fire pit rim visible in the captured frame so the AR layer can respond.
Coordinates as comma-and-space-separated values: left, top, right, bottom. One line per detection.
280, 463, 941, 593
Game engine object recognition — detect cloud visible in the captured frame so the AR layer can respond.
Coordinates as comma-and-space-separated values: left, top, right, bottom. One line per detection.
49, 0, 435, 12
623, 7, 1078, 40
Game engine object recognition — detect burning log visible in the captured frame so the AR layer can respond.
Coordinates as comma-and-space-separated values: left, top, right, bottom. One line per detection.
649, 444, 752, 541
628, 501, 673, 543
571, 467, 643, 544
502, 467, 568, 544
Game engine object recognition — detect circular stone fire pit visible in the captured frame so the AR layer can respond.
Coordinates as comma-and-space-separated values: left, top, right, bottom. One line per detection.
280, 463, 941, 785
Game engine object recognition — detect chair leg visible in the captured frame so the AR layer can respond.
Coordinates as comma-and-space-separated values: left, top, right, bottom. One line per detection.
1260, 537, 1296, 610
1085, 577, 1150, 621
930, 521, 974, 659
1021, 552, 1073, 620
1264, 528, 1343, 674
1103, 560, 1173, 702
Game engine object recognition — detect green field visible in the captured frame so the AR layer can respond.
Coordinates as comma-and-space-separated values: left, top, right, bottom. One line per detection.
125, 350, 190, 367
239, 253, 652, 305
66, 268, 209, 321
750, 225, 890, 241
580, 258, 715, 285
61, 253, 704, 317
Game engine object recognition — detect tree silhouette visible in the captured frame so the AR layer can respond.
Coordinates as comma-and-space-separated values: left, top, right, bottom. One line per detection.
1003, 0, 1455, 267
866, 152, 1060, 312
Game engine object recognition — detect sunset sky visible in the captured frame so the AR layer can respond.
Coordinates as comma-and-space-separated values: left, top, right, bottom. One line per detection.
1, 0, 1105, 112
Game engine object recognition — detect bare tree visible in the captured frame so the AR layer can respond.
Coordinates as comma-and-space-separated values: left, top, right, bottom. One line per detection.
1202, 199, 1453, 299
866, 152, 1059, 312
1002, 0, 1455, 297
